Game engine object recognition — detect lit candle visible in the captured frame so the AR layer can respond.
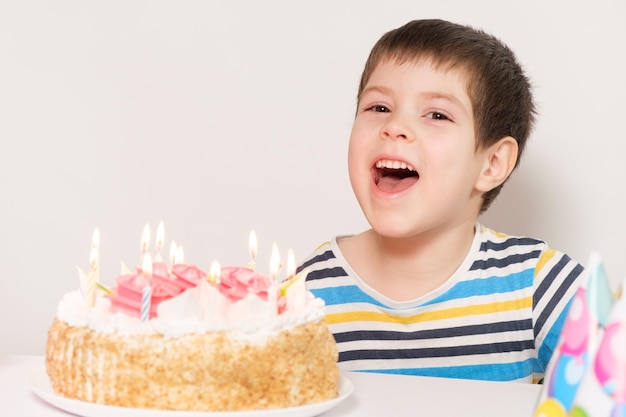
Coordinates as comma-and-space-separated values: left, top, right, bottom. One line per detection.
286, 248, 296, 282
142, 252, 153, 278
169, 241, 178, 268
175, 245, 185, 265
268, 243, 281, 315
269, 243, 281, 282
209, 260, 221, 284
140, 223, 151, 262
90, 228, 100, 270
248, 230, 257, 270
155, 221, 165, 262
86, 228, 100, 307
141, 284, 152, 322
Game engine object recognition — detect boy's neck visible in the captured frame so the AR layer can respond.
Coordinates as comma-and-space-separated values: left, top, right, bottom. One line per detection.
339, 220, 477, 302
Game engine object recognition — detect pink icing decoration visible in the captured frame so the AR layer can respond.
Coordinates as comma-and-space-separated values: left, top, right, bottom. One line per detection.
171, 264, 207, 289
108, 263, 207, 319
151, 262, 170, 279
106, 262, 294, 319
217, 266, 271, 302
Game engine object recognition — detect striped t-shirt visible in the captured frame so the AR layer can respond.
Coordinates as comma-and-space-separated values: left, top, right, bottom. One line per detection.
299, 224, 584, 383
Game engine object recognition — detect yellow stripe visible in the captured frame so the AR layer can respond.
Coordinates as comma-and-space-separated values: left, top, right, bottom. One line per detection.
534, 249, 556, 280
314, 241, 331, 251
491, 229, 510, 239
325, 297, 532, 325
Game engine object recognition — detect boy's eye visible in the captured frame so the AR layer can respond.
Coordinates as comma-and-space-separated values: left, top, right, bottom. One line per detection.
366, 104, 390, 113
426, 111, 451, 121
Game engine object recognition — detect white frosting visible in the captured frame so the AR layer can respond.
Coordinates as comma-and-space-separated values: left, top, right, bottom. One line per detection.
56, 281, 326, 342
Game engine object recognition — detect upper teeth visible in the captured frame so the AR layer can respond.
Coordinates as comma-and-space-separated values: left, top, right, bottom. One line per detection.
376, 159, 415, 171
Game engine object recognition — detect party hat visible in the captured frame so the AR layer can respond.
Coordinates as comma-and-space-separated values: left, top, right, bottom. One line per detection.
569, 276, 626, 417
534, 253, 615, 416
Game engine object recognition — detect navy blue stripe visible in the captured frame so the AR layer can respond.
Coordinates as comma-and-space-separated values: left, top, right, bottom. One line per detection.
479, 236, 542, 252
535, 254, 569, 305
297, 249, 335, 273
334, 319, 532, 343
338, 339, 535, 361
305, 266, 348, 282
469, 249, 543, 271
534, 261, 582, 338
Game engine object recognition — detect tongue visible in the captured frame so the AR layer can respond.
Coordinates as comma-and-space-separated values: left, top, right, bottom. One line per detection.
377, 176, 418, 193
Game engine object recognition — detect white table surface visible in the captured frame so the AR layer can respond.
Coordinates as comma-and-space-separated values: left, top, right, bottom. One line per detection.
0, 355, 542, 417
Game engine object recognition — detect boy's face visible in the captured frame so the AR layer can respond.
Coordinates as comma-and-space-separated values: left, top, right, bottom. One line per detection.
348, 59, 489, 239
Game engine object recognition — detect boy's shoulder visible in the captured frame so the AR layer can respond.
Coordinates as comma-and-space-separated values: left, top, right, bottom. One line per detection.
476, 224, 584, 277
478, 224, 546, 245
297, 239, 337, 270
476, 224, 559, 259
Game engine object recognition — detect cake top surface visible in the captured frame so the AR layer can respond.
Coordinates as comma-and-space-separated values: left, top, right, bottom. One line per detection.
57, 224, 325, 340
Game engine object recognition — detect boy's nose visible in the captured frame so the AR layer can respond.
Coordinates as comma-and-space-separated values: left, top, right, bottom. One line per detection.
380, 115, 413, 141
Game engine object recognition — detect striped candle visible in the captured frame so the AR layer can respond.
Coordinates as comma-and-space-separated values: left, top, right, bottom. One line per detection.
141, 285, 152, 322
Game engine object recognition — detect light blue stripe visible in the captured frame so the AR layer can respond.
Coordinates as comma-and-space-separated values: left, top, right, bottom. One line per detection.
355, 358, 542, 381
422, 269, 535, 307
310, 286, 388, 308
311, 268, 535, 309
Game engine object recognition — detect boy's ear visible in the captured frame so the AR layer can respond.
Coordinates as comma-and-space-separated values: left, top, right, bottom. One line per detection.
475, 136, 519, 192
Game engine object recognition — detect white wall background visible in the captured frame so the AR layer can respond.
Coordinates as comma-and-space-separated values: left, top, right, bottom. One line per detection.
1, 0, 625, 356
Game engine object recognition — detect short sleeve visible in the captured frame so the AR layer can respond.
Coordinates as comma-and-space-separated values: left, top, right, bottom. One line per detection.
532, 249, 584, 371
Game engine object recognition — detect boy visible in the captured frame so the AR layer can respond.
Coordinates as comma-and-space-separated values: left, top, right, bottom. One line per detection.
299, 19, 583, 383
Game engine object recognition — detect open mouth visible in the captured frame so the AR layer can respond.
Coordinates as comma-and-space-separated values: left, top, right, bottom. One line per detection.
373, 159, 419, 193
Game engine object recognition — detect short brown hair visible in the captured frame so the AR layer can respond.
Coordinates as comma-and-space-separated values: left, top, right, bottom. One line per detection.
357, 19, 536, 212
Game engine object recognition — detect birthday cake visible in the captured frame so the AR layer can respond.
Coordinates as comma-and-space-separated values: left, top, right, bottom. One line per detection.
45, 224, 339, 411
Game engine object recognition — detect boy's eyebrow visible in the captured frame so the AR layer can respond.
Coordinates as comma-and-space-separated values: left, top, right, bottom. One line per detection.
419, 91, 468, 110
361, 86, 469, 111
359, 85, 391, 98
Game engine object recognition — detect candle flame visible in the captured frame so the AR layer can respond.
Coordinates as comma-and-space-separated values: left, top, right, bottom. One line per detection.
142, 252, 153, 277
269, 242, 281, 281
141, 223, 151, 254
156, 221, 165, 253
249, 230, 257, 261
210, 260, 221, 284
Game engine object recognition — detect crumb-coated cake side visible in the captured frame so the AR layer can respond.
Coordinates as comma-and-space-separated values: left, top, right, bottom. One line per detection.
46, 318, 338, 411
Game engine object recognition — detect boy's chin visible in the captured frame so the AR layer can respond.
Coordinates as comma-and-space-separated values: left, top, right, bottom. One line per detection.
368, 221, 422, 240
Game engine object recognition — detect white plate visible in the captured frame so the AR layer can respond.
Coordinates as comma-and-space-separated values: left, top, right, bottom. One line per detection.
28, 365, 353, 417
